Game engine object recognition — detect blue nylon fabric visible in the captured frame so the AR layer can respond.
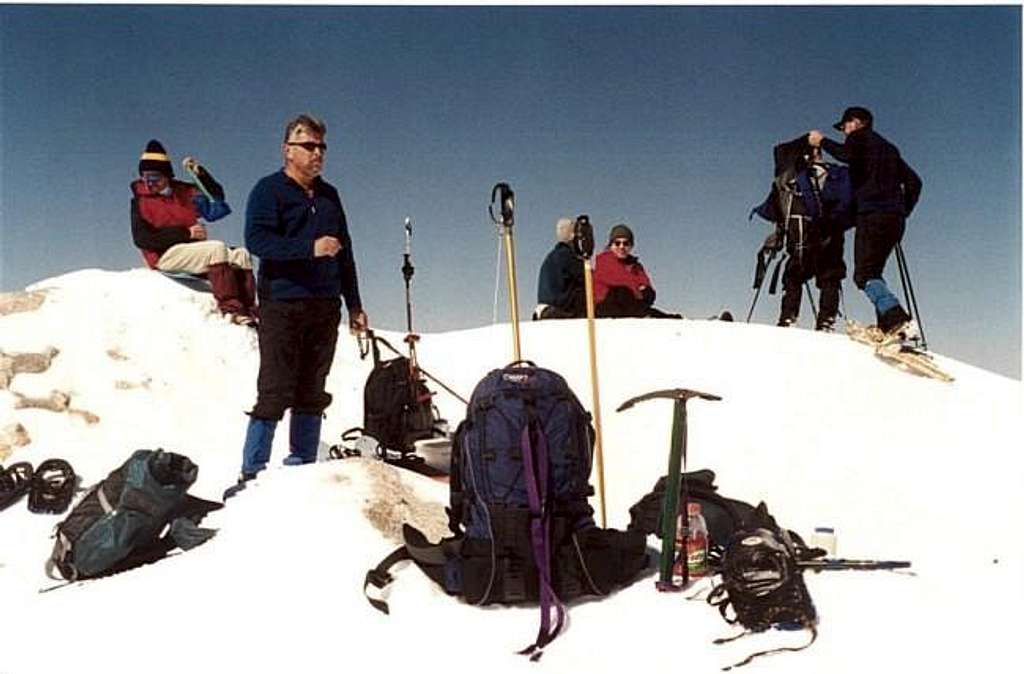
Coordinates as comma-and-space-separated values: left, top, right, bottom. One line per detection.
241, 417, 279, 475
864, 278, 900, 314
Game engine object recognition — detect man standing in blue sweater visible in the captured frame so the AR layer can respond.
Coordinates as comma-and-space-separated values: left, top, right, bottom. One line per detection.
226, 114, 368, 497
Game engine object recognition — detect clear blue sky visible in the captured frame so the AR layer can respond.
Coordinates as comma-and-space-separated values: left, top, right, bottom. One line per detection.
1, 5, 1020, 378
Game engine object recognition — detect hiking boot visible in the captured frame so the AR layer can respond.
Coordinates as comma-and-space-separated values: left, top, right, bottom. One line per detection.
815, 316, 836, 333
777, 316, 797, 328
888, 319, 919, 343
222, 472, 257, 501
877, 305, 912, 335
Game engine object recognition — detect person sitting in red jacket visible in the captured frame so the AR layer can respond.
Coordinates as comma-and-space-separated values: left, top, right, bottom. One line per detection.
593, 224, 680, 319
130, 139, 257, 325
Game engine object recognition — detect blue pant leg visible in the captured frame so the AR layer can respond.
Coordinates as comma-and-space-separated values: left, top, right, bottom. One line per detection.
283, 412, 322, 465
241, 417, 278, 475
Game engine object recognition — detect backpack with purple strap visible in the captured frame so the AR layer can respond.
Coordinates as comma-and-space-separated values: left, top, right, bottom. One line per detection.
364, 361, 648, 660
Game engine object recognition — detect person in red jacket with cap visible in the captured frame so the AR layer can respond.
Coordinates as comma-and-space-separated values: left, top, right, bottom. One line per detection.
593, 224, 677, 318
130, 139, 258, 325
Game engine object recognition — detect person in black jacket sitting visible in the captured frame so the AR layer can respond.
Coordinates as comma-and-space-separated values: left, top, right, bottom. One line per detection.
534, 217, 585, 320
809, 107, 922, 338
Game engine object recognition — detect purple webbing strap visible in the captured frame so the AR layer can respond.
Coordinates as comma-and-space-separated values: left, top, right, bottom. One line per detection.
517, 422, 566, 661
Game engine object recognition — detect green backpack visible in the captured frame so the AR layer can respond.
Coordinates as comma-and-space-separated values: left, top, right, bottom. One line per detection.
46, 449, 221, 581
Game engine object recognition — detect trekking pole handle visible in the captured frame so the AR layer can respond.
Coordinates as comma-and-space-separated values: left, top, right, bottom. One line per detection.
573, 214, 595, 261
489, 182, 515, 228
402, 218, 415, 282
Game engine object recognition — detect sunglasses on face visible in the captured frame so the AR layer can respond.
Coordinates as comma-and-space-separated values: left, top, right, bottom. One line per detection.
286, 141, 327, 153
141, 172, 167, 184
610, 239, 633, 248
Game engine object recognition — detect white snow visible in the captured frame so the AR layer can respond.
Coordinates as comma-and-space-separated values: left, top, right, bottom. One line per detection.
0, 268, 1020, 674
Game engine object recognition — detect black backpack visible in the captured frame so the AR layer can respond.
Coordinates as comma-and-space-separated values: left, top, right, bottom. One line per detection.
707, 502, 820, 669
627, 468, 758, 556
353, 332, 443, 460
365, 362, 649, 660
46, 449, 221, 581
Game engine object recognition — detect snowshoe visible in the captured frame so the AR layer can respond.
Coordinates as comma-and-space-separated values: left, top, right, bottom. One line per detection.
0, 462, 33, 511
28, 459, 78, 514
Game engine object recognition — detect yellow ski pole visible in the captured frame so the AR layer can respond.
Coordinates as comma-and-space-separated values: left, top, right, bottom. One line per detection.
490, 183, 521, 361
574, 215, 606, 527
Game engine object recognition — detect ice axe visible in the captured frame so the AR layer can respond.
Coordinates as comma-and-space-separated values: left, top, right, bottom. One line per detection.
617, 388, 722, 591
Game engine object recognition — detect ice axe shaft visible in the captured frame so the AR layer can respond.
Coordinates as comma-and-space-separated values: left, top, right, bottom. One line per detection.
617, 388, 721, 590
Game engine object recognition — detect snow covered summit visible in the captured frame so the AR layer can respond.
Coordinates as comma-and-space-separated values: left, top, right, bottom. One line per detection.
0, 268, 1020, 674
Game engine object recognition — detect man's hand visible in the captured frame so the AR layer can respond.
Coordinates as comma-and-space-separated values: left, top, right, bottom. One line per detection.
314, 236, 342, 258
349, 310, 369, 336
807, 130, 824, 147
189, 224, 208, 240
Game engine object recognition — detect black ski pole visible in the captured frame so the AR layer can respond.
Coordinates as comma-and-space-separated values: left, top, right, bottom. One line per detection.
895, 243, 928, 349
618, 388, 721, 591
402, 217, 415, 336
805, 281, 818, 322
401, 217, 419, 368
746, 248, 775, 323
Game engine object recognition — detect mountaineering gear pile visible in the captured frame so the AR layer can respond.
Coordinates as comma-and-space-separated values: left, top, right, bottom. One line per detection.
749, 135, 853, 329
616, 388, 721, 590
364, 362, 648, 661
845, 320, 953, 382
627, 469, 758, 558
707, 503, 820, 670
46, 449, 220, 581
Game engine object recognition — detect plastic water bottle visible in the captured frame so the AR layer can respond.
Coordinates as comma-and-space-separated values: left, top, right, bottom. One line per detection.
672, 502, 710, 583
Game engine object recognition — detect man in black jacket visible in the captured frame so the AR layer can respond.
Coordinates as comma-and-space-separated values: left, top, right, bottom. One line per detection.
225, 114, 368, 498
809, 107, 922, 338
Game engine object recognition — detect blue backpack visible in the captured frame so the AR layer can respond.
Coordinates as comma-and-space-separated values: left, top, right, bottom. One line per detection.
366, 362, 648, 660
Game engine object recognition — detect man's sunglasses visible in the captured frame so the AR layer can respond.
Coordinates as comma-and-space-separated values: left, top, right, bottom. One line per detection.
287, 141, 327, 153
141, 172, 168, 184
610, 239, 633, 248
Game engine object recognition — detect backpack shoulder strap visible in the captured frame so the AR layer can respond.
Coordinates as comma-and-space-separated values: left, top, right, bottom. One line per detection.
364, 546, 413, 615
364, 524, 455, 614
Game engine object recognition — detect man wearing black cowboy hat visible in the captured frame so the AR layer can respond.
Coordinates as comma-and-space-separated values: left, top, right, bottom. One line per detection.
808, 107, 923, 339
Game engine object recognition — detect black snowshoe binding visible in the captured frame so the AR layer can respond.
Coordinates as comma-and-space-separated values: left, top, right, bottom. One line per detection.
1, 462, 34, 511
28, 459, 79, 514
